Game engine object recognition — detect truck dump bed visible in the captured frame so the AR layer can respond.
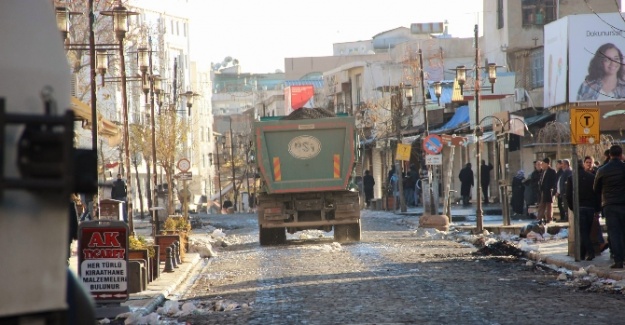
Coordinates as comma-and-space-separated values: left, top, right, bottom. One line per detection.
254, 116, 356, 194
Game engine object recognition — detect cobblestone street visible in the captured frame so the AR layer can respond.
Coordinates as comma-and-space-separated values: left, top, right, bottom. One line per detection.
161, 210, 625, 325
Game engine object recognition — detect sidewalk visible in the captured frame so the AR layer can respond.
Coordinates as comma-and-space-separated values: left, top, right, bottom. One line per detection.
69, 218, 204, 317
396, 202, 625, 281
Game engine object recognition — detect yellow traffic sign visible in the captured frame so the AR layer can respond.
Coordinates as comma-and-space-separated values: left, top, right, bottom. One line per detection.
570, 108, 599, 144
396, 143, 412, 161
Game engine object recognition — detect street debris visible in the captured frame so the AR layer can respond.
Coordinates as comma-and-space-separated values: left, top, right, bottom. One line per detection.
473, 240, 525, 257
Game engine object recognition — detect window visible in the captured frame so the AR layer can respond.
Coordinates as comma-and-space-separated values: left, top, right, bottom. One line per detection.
184, 23, 187, 37
522, 0, 556, 27
531, 48, 544, 88
170, 20, 174, 34
497, 0, 504, 29
176, 21, 179, 35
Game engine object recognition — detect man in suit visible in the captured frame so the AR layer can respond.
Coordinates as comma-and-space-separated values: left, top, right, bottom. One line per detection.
480, 160, 494, 204
537, 157, 557, 223
556, 159, 572, 222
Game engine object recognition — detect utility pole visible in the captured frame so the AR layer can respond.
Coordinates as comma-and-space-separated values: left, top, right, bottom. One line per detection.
395, 86, 406, 212
419, 49, 436, 216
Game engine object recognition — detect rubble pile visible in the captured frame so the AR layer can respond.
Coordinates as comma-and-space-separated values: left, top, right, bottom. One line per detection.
280, 107, 336, 120
473, 240, 525, 257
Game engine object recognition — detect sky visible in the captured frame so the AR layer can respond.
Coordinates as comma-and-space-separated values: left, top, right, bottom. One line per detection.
189, 0, 483, 74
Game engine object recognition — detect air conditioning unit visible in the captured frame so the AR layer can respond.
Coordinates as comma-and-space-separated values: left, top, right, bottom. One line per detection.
514, 88, 526, 103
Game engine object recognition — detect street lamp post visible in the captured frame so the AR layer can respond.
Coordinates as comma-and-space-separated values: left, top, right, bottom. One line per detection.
229, 119, 238, 211
101, 2, 138, 234
214, 136, 224, 210
56, 1, 137, 229
138, 41, 162, 236
454, 24, 502, 233
238, 135, 252, 211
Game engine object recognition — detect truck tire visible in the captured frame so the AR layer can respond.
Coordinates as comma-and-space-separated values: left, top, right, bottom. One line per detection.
259, 226, 286, 246
348, 223, 362, 241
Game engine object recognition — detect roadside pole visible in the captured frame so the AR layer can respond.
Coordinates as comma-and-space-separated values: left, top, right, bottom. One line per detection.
569, 107, 600, 261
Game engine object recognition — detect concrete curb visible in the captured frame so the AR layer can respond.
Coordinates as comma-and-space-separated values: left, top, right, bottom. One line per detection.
126, 253, 202, 315
526, 251, 625, 281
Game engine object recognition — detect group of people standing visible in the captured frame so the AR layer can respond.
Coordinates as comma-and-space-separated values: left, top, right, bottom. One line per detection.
509, 147, 625, 268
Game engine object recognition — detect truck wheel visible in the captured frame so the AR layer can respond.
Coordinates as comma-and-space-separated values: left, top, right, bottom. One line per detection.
274, 227, 286, 245
259, 226, 286, 246
334, 223, 361, 242
348, 223, 361, 241
334, 225, 348, 242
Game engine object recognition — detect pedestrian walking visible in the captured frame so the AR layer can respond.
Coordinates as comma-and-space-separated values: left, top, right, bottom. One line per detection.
480, 160, 494, 204
511, 170, 525, 216
389, 169, 399, 210
363, 170, 375, 209
556, 159, 572, 222
459, 163, 474, 207
593, 145, 625, 268
566, 160, 601, 261
404, 164, 418, 207
111, 173, 128, 222
537, 157, 557, 223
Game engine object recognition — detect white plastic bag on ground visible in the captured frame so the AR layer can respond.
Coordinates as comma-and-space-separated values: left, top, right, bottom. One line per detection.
157, 300, 181, 316
210, 229, 226, 238
180, 301, 197, 316
188, 237, 216, 258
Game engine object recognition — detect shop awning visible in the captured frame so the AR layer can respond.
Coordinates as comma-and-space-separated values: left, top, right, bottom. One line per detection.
71, 97, 121, 146
431, 105, 469, 134
525, 112, 555, 126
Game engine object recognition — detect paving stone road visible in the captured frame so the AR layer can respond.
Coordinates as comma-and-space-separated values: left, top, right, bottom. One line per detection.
161, 210, 625, 325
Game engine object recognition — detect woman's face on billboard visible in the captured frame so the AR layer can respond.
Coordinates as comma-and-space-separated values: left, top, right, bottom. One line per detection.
602, 47, 622, 76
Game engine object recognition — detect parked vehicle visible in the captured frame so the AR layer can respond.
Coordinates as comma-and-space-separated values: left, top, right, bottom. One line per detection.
254, 108, 361, 245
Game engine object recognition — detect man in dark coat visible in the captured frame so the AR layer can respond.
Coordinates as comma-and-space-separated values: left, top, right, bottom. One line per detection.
566, 160, 601, 261
480, 160, 494, 204
111, 174, 128, 222
556, 159, 572, 222
594, 145, 625, 269
459, 163, 474, 207
537, 157, 557, 222
363, 170, 375, 208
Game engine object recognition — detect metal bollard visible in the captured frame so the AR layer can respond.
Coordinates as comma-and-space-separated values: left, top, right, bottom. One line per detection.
163, 247, 174, 273
170, 244, 178, 268
174, 241, 182, 265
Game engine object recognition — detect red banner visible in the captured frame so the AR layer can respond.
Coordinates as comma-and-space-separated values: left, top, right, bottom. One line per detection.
285, 85, 314, 110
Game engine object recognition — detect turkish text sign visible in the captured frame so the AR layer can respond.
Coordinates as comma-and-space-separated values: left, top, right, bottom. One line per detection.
78, 220, 129, 303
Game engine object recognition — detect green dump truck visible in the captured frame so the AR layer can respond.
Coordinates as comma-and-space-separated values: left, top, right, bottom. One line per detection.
254, 110, 361, 245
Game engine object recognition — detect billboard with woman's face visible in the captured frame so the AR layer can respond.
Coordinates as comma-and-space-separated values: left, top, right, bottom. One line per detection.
568, 12, 625, 103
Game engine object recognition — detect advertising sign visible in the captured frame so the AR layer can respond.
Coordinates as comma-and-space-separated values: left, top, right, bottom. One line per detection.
543, 17, 569, 108
284, 85, 314, 113
78, 221, 129, 303
568, 13, 625, 103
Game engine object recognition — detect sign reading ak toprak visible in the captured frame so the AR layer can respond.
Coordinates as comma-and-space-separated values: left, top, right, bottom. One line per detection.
78, 220, 129, 303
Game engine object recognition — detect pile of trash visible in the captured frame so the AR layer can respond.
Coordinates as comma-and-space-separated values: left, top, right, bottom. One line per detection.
473, 240, 525, 257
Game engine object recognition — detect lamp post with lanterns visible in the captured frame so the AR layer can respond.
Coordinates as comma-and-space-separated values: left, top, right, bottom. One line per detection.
454, 24, 502, 233
55, 0, 137, 232
137, 40, 163, 236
